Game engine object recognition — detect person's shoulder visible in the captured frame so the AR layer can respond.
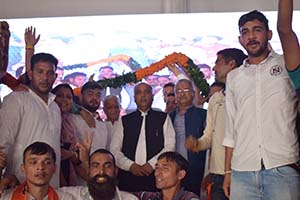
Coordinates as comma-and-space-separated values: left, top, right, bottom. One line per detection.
56, 188, 77, 200
0, 188, 14, 200
209, 90, 224, 103
189, 105, 206, 113
149, 108, 167, 117
59, 186, 87, 199
119, 190, 139, 200
179, 190, 200, 200
3, 90, 28, 101
134, 191, 160, 199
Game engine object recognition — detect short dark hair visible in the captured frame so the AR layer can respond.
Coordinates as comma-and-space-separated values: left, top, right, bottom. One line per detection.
158, 151, 189, 172
99, 66, 113, 72
56, 66, 64, 71
81, 81, 103, 94
198, 63, 211, 69
52, 83, 74, 98
23, 142, 56, 163
210, 81, 226, 89
68, 72, 87, 78
238, 10, 269, 31
89, 149, 116, 167
217, 48, 248, 68
30, 53, 58, 70
163, 82, 175, 89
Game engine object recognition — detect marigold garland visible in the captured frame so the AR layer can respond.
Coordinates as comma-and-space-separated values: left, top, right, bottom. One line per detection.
96, 52, 210, 97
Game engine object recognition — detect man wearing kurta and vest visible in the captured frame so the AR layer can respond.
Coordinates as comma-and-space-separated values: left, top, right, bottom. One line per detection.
110, 82, 175, 192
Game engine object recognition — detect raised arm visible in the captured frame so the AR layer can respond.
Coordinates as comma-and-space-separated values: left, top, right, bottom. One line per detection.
24, 26, 40, 73
277, 0, 300, 71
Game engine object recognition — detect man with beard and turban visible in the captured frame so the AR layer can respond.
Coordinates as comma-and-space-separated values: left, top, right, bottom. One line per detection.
71, 81, 108, 155
61, 148, 138, 200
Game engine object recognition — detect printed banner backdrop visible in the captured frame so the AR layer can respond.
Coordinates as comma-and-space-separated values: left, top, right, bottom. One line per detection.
1, 11, 300, 113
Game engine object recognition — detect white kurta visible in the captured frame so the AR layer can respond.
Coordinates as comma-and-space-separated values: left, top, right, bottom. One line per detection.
0, 89, 61, 188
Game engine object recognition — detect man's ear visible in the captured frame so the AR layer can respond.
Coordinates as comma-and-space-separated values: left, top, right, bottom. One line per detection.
228, 59, 237, 69
267, 30, 273, 41
27, 69, 33, 81
79, 93, 83, 104
178, 170, 186, 181
238, 36, 242, 46
21, 163, 25, 174
114, 167, 119, 177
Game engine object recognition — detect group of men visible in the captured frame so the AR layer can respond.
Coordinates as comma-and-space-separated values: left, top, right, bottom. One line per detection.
0, 0, 300, 199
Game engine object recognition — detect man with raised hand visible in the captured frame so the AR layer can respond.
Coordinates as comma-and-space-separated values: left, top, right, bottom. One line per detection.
222, 10, 299, 200
0, 53, 61, 188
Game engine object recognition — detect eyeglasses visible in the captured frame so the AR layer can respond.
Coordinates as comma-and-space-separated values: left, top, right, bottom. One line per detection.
176, 88, 191, 93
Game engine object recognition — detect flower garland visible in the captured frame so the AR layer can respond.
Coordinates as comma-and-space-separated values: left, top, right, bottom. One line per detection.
97, 52, 210, 97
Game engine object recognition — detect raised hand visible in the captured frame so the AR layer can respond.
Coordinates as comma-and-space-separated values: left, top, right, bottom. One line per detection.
24, 26, 40, 47
76, 131, 94, 166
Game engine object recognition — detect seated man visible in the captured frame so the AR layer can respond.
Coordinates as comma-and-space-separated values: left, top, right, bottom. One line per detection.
61, 148, 138, 200
0, 142, 74, 199
135, 151, 200, 200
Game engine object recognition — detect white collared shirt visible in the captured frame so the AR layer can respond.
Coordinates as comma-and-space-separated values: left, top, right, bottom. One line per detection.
223, 51, 299, 171
104, 119, 121, 148
70, 113, 108, 153
0, 89, 61, 187
198, 91, 226, 175
60, 186, 138, 200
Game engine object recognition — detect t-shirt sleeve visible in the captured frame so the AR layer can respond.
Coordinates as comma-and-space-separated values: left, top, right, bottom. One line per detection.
287, 64, 300, 97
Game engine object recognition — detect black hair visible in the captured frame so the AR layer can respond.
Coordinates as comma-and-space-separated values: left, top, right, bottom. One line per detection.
238, 10, 269, 31
158, 151, 189, 172
30, 53, 58, 71
89, 149, 116, 167
52, 83, 74, 98
67, 72, 87, 78
217, 48, 248, 68
163, 82, 175, 89
99, 66, 113, 72
210, 81, 226, 89
81, 81, 103, 94
23, 142, 56, 163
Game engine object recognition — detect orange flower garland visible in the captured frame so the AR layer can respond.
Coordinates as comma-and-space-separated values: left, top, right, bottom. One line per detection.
95, 52, 209, 96
135, 52, 189, 81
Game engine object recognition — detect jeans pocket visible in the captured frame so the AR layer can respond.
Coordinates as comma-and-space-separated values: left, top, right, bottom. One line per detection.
273, 165, 300, 177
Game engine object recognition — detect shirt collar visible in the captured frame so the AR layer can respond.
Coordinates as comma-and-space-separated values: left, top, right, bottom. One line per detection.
244, 50, 277, 68
28, 89, 56, 106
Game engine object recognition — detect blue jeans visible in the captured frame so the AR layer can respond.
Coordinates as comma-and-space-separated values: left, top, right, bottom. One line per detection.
230, 165, 300, 200
210, 174, 228, 200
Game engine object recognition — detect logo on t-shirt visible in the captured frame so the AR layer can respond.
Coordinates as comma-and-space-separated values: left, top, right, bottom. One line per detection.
270, 65, 282, 76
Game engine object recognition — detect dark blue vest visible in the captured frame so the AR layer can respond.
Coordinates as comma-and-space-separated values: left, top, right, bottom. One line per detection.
170, 106, 207, 192
118, 109, 167, 192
